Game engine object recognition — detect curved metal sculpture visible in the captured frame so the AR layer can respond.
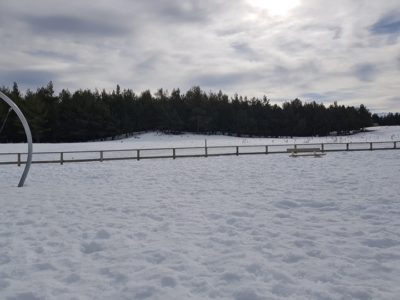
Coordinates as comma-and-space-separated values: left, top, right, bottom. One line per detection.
0, 91, 33, 187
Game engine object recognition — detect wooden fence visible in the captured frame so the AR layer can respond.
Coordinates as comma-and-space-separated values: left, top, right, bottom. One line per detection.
0, 141, 399, 166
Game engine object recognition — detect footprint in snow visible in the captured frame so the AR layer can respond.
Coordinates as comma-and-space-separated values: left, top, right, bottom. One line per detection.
233, 289, 262, 300
160, 276, 176, 288
0, 254, 11, 265
231, 211, 254, 218
245, 264, 263, 276
134, 286, 156, 299
63, 273, 81, 284
33, 263, 57, 271
141, 213, 164, 222
275, 213, 291, 218
220, 272, 241, 283
100, 268, 128, 284
81, 241, 103, 254
144, 251, 166, 264
95, 229, 111, 239
6, 292, 42, 300
294, 239, 315, 248
275, 200, 299, 209
207, 213, 222, 220
282, 254, 305, 263
271, 283, 294, 297
362, 238, 399, 249
0, 279, 10, 290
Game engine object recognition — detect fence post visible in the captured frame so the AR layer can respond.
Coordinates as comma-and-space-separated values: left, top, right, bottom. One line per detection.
60, 152, 64, 165
17, 153, 21, 167
394, 142, 397, 149
137, 150, 140, 161
265, 146, 268, 154
173, 148, 176, 159
321, 143, 324, 152
205, 146, 208, 157
100, 151, 103, 162
236, 146, 239, 156
346, 143, 349, 151
370, 142, 373, 151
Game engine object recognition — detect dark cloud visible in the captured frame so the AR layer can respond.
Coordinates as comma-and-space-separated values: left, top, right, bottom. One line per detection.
192, 71, 260, 88
269, 62, 321, 86
388, 96, 400, 103
370, 12, 400, 35
0, 70, 58, 88
277, 39, 313, 54
301, 90, 357, 103
370, 96, 400, 112
231, 42, 260, 61
301, 93, 330, 102
136, 0, 222, 24
27, 50, 77, 62
353, 64, 378, 82
25, 15, 129, 36
301, 24, 343, 39
135, 53, 164, 73
155, 2, 209, 23
300, 89, 357, 104
216, 27, 246, 37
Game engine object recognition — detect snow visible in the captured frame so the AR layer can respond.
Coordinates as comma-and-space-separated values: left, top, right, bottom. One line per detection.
1, 126, 400, 153
1, 126, 400, 299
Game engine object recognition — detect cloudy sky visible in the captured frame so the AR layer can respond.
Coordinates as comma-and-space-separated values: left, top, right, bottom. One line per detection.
1, 0, 400, 111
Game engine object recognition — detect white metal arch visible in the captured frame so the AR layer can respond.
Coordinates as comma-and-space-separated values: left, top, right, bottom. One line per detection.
0, 91, 33, 187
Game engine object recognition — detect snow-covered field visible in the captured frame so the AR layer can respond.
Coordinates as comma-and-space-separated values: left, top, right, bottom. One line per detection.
1, 127, 400, 300
1, 126, 400, 153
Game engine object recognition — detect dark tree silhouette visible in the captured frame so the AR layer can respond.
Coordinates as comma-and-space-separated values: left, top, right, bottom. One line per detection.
0, 82, 380, 143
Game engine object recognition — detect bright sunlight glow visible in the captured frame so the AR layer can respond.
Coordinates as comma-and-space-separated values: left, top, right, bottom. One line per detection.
247, 0, 300, 16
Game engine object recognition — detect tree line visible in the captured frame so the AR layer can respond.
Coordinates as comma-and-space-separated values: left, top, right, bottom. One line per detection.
372, 113, 400, 126
0, 82, 380, 143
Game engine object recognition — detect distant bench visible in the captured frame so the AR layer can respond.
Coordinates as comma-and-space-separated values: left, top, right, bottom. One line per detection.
287, 147, 326, 157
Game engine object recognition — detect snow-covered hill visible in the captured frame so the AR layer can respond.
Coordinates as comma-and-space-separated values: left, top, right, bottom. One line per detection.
1, 126, 400, 299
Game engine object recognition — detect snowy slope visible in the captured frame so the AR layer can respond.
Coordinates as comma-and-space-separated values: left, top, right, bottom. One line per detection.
1, 127, 400, 300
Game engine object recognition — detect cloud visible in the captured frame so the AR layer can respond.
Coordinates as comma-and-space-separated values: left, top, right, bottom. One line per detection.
301, 93, 330, 102
26, 50, 77, 62
0, 70, 58, 88
370, 12, 400, 36
301, 24, 343, 40
353, 64, 379, 82
24, 15, 129, 37
301, 90, 357, 103
231, 42, 260, 61
134, 0, 231, 25
1, 0, 400, 112
151, 2, 210, 23
192, 71, 260, 88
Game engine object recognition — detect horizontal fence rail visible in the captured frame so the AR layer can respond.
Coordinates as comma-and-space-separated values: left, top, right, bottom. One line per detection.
0, 141, 399, 166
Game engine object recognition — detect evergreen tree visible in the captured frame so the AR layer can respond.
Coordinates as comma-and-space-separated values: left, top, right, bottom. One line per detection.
0, 82, 389, 143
